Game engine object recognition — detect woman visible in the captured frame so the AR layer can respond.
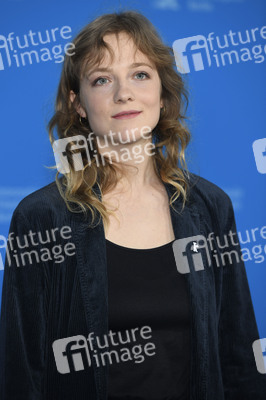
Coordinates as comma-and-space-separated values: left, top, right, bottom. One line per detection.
0, 10, 265, 400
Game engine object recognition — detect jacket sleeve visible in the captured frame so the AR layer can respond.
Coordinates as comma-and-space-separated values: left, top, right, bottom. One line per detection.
217, 198, 266, 399
0, 207, 47, 400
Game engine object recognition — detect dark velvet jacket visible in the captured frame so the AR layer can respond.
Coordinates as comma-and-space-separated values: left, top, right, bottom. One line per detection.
0, 173, 265, 400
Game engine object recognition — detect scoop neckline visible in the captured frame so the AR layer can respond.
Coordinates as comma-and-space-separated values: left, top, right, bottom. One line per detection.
105, 238, 175, 252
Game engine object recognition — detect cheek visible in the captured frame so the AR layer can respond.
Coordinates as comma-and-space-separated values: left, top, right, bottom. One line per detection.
85, 95, 99, 111
88, 92, 111, 114
85, 99, 104, 124
142, 85, 162, 107
85, 98, 109, 133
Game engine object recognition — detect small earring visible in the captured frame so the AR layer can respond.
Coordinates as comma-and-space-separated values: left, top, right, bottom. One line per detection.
161, 106, 166, 113
79, 115, 85, 125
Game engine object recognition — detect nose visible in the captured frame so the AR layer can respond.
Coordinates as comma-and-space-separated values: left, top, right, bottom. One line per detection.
113, 78, 135, 103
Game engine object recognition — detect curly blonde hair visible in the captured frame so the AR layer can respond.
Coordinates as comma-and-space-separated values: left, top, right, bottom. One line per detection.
47, 10, 192, 228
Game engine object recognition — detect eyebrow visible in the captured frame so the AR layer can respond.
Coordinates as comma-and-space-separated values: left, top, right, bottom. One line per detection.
86, 62, 154, 77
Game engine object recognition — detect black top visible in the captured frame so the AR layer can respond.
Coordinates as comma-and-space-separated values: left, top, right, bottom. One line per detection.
106, 238, 190, 400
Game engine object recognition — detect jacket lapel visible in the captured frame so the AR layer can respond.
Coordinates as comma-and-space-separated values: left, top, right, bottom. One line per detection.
165, 182, 208, 399
71, 181, 208, 399
71, 209, 108, 400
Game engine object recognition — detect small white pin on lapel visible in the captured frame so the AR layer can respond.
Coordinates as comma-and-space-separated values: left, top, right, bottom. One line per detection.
192, 241, 199, 252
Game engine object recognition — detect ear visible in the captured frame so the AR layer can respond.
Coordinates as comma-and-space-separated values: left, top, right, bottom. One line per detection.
69, 90, 87, 118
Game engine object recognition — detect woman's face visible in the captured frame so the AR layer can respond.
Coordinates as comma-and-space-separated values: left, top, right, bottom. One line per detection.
70, 32, 163, 145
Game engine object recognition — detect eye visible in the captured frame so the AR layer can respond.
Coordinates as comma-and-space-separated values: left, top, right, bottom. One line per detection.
135, 72, 150, 80
92, 77, 109, 86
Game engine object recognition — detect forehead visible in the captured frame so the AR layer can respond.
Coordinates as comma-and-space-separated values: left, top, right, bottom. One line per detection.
100, 32, 153, 65
80, 32, 157, 79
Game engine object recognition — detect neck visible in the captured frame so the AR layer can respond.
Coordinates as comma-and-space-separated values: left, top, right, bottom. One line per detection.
98, 137, 162, 193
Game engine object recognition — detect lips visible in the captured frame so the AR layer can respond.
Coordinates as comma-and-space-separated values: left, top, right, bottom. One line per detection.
112, 110, 142, 119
